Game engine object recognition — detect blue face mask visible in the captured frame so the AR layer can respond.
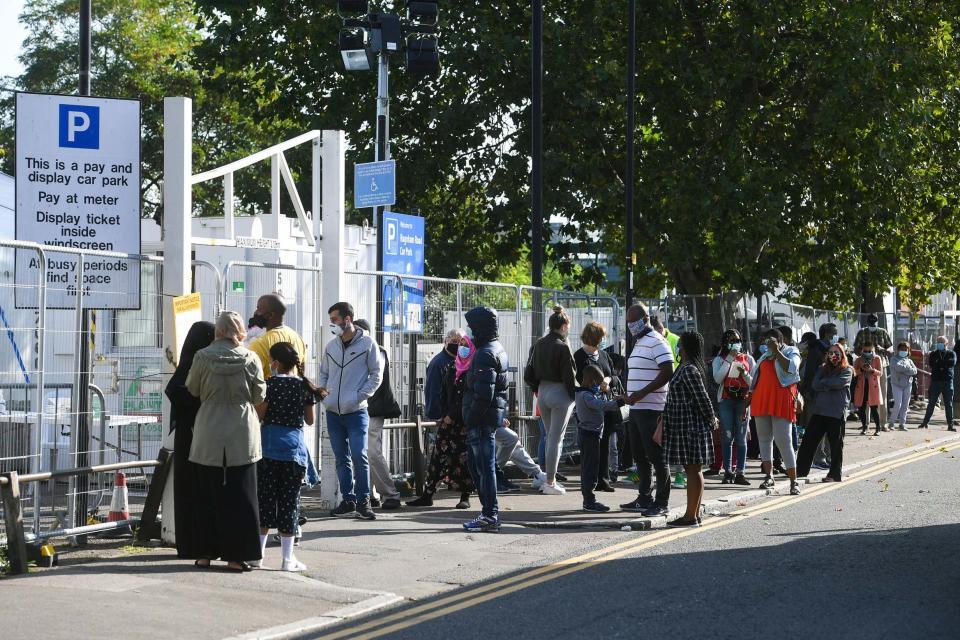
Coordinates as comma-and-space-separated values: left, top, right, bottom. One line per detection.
599, 337, 608, 350
628, 319, 645, 337
936, 342, 946, 351
830, 335, 839, 345
898, 350, 909, 358
863, 352, 875, 360
728, 343, 741, 353
759, 344, 768, 354
458, 345, 471, 359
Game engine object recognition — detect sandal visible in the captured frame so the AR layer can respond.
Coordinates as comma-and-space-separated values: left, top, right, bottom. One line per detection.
225, 561, 254, 573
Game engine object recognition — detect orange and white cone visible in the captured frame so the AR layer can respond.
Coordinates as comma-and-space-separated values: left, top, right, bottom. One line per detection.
107, 471, 132, 535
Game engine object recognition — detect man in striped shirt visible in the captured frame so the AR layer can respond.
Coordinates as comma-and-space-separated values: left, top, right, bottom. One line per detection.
621, 303, 675, 516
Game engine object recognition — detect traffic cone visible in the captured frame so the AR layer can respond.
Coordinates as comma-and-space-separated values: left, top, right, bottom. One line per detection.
106, 471, 132, 536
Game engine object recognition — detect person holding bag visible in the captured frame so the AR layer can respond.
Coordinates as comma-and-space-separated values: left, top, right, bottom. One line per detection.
747, 328, 802, 495
712, 329, 755, 486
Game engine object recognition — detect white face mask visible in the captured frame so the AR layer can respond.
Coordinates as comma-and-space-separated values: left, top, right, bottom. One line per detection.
329, 322, 344, 337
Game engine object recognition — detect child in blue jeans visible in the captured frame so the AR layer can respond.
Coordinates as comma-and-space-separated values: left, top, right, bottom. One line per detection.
576, 365, 624, 512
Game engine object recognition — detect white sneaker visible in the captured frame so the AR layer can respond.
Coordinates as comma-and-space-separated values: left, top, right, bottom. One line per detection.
252, 559, 263, 569
281, 557, 307, 572
540, 482, 566, 495
531, 473, 547, 490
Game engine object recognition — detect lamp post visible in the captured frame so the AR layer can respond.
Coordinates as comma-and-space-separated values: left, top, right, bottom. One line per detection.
625, 0, 636, 308
337, 1, 439, 341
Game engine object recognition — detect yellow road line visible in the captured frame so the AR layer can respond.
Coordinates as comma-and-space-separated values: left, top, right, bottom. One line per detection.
325, 441, 960, 639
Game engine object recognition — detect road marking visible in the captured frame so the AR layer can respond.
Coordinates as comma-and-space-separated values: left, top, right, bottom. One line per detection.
321, 441, 960, 639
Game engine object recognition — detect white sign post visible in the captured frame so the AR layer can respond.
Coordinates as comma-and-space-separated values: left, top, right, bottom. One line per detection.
15, 92, 141, 309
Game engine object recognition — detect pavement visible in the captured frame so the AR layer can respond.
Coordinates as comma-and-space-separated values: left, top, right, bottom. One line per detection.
1, 405, 958, 639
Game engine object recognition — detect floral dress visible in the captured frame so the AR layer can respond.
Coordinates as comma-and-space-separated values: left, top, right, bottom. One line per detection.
423, 362, 475, 494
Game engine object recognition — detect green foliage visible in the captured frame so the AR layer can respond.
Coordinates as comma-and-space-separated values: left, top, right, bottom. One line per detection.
4, 1, 960, 310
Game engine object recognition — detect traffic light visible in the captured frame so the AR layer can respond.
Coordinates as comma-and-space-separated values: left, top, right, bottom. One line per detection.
405, 37, 439, 75
337, 0, 368, 14
406, 1, 439, 25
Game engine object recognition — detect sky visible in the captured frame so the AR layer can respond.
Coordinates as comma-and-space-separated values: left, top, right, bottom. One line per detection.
0, 0, 27, 83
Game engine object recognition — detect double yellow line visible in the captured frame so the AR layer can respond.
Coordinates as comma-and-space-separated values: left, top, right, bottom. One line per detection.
321, 441, 960, 640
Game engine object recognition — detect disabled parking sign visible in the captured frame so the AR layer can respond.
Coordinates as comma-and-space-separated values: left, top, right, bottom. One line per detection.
381, 211, 425, 333
354, 160, 395, 209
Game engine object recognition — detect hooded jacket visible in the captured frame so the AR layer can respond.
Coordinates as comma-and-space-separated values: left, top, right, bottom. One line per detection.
462, 307, 509, 429
186, 338, 267, 467
318, 327, 384, 415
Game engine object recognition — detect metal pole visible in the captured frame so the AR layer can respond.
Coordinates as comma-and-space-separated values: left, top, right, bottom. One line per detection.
625, 0, 636, 307
79, 0, 91, 96
531, 0, 544, 288
375, 50, 390, 345
31, 246, 47, 533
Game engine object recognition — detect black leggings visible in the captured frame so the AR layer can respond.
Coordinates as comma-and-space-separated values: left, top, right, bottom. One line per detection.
797, 414, 844, 480
858, 405, 881, 432
257, 458, 305, 535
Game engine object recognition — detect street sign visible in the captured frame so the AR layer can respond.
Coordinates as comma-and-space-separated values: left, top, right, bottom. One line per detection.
14, 92, 141, 310
381, 211, 425, 333
354, 160, 396, 209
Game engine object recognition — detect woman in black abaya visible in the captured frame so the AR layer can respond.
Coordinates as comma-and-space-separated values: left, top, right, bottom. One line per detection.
164, 321, 215, 559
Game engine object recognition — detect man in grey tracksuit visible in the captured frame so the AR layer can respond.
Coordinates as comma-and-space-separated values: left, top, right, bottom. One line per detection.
318, 302, 384, 520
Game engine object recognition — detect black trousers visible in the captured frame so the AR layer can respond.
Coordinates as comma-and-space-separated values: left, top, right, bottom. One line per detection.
194, 463, 262, 563
858, 405, 881, 432
579, 429, 601, 505
797, 414, 844, 480
628, 410, 670, 507
597, 422, 613, 484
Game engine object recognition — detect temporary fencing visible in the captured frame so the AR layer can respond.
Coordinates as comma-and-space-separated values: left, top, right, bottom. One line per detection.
5, 236, 959, 540
0, 239, 220, 542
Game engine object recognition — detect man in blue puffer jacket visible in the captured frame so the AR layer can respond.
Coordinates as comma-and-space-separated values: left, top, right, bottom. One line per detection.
461, 306, 509, 532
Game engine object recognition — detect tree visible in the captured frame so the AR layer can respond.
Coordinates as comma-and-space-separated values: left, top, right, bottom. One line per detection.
0, 0, 288, 222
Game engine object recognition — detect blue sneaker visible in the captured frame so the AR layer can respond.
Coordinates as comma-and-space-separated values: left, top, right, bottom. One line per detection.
462, 515, 501, 533
497, 478, 520, 493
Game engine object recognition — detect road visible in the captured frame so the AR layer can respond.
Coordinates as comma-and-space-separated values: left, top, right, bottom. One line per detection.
313, 441, 960, 640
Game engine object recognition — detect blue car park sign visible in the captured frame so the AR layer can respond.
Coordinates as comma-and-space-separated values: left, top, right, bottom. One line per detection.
381, 211, 425, 333
354, 160, 396, 209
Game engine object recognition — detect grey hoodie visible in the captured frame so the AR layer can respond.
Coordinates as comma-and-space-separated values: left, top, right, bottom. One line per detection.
318, 328, 384, 415
889, 353, 918, 388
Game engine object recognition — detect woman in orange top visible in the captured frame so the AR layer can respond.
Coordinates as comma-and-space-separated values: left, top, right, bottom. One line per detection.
748, 328, 803, 495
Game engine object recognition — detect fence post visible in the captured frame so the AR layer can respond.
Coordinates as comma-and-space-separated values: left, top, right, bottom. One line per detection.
413, 415, 425, 496
1, 472, 29, 575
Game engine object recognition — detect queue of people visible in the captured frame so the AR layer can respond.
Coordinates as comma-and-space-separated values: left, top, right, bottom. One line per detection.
165, 293, 960, 572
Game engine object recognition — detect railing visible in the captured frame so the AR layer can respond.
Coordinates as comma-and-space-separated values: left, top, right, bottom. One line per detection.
1, 459, 160, 575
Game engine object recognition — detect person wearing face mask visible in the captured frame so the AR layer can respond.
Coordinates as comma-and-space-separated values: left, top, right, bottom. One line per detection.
620, 303, 675, 515
573, 321, 622, 492
523, 305, 577, 495
918, 335, 957, 431
854, 314, 894, 425
888, 341, 918, 431
248, 294, 307, 381
799, 324, 839, 469
352, 319, 403, 510
853, 341, 884, 435
318, 302, 384, 521
407, 334, 476, 509
575, 364, 625, 512
424, 329, 465, 422
796, 344, 852, 482
712, 329, 755, 485
747, 328, 802, 494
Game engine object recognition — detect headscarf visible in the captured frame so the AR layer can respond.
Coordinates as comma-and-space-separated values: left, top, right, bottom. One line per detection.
165, 321, 215, 431
454, 335, 475, 382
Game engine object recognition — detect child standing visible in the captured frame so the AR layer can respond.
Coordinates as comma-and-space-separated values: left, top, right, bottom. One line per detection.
576, 364, 624, 512
888, 342, 918, 431
256, 342, 318, 572
854, 341, 883, 436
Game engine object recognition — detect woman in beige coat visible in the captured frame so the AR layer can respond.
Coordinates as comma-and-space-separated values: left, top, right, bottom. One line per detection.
186, 311, 267, 572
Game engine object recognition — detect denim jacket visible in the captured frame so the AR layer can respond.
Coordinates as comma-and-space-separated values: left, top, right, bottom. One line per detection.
750, 345, 802, 389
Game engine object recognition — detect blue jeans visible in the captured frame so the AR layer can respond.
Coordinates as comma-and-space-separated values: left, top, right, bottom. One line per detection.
923, 379, 955, 425
718, 398, 747, 472
326, 409, 370, 503
466, 425, 499, 519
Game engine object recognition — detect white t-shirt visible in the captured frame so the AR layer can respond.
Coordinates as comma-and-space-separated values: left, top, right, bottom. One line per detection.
627, 329, 675, 411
